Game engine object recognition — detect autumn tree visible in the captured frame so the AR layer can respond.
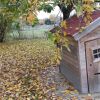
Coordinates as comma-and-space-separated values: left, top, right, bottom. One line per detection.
0, 0, 32, 42
0, 0, 93, 42
0, 0, 51, 42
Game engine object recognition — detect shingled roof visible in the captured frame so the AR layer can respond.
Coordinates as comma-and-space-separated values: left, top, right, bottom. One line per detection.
65, 10, 100, 36
50, 10, 100, 40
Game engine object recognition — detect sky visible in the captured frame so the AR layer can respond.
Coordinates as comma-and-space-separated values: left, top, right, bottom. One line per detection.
37, 6, 63, 19
37, 6, 76, 20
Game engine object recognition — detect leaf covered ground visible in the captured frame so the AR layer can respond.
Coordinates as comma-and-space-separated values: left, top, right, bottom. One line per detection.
0, 39, 97, 100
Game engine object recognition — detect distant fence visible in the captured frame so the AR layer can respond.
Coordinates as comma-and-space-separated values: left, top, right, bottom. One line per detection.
10, 25, 54, 40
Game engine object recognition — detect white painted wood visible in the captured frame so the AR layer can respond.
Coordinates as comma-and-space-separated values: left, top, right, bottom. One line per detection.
73, 17, 100, 41
78, 41, 88, 93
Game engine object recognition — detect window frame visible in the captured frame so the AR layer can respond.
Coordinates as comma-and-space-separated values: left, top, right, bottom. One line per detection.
92, 47, 100, 63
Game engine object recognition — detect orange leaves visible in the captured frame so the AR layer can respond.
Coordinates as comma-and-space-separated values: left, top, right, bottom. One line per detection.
26, 12, 36, 25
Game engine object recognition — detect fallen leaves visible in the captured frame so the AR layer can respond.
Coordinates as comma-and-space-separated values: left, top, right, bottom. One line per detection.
0, 39, 93, 99
0, 39, 58, 99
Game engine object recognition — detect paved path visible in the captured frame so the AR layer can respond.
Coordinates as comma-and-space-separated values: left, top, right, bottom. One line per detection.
40, 65, 100, 100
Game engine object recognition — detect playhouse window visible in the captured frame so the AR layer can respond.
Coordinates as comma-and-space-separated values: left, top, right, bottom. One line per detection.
93, 48, 100, 61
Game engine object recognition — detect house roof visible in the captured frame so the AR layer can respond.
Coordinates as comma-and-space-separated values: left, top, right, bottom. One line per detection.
65, 10, 100, 37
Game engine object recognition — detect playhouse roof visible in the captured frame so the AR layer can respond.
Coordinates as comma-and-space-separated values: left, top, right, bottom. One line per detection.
73, 17, 100, 40
66, 10, 100, 36
50, 10, 100, 40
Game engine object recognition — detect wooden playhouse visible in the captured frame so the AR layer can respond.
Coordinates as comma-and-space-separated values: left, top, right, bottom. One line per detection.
59, 10, 100, 93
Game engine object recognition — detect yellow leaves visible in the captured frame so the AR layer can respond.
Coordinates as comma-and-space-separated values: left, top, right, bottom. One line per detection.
83, 16, 87, 23
74, 90, 79, 94
79, 26, 85, 33
62, 37, 70, 52
53, 29, 70, 64
61, 89, 71, 94
61, 20, 68, 29
63, 31, 67, 36
7, 83, 20, 92
27, 98, 31, 100
56, 58, 60, 65
83, 5, 94, 13
0, 40, 58, 99
54, 32, 61, 42
60, 20, 69, 37
82, 0, 94, 26
83, 13, 93, 25
83, 0, 94, 3
8, 98, 13, 100
54, 47, 61, 65
0, 40, 79, 99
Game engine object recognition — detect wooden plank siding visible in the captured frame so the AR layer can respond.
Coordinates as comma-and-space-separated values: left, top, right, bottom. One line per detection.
60, 60, 81, 91
78, 26, 100, 93
59, 38, 81, 91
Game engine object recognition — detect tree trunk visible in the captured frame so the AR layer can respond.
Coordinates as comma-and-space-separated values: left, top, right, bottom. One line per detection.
58, 3, 74, 20
0, 31, 5, 42
0, 20, 7, 42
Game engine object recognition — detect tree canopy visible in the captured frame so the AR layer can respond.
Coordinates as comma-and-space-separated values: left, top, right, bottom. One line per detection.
0, 0, 95, 42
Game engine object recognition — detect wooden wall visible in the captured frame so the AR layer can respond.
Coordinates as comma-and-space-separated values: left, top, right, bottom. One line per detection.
60, 25, 100, 93
59, 36, 81, 91
78, 26, 100, 93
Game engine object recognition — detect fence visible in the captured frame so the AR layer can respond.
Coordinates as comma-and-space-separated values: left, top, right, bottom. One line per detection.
11, 25, 54, 39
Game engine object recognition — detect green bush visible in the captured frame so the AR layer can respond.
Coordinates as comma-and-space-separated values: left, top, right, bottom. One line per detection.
32, 18, 39, 27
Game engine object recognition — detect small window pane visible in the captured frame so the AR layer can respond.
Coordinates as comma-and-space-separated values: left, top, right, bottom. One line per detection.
93, 49, 97, 54
98, 48, 100, 52
94, 54, 98, 58
99, 53, 100, 57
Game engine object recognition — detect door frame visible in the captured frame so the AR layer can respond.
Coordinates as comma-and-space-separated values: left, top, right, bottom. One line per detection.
85, 38, 100, 93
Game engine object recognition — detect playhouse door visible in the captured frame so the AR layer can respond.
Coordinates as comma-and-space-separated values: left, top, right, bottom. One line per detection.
86, 39, 100, 93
